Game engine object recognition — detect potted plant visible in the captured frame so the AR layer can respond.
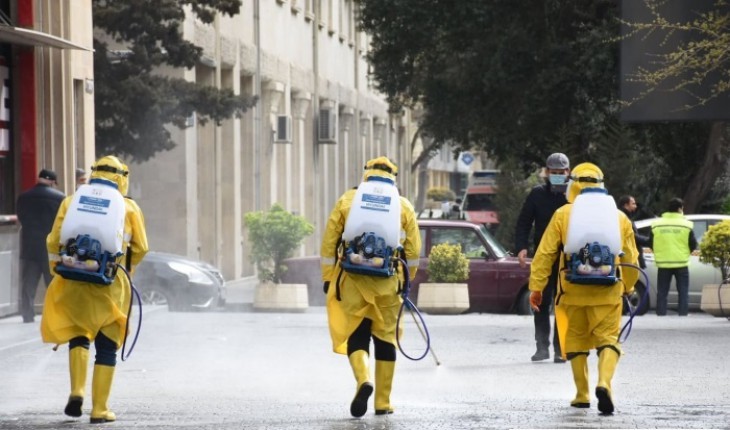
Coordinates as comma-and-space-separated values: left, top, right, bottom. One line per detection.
416, 243, 471, 315
244, 203, 314, 311
698, 219, 730, 317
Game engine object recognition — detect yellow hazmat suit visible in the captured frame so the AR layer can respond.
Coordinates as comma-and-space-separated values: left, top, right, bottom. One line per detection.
321, 156, 421, 417
529, 162, 638, 415
41, 155, 148, 423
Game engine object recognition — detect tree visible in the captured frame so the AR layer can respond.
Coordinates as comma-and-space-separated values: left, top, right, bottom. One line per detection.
93, 0, 257, 161
620, 0, 730, 212
358, 0, 726, 214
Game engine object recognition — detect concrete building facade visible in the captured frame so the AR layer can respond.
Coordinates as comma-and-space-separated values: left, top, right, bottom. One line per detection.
129, 1, 416, 281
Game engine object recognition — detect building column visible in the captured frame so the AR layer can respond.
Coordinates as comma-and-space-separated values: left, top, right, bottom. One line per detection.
358, 113, 372, 186
292, 91, 311, 255
319, 99, 337, 217
338, 106, 354, 194
263, 80, 285, 208
373, 117, 387, 160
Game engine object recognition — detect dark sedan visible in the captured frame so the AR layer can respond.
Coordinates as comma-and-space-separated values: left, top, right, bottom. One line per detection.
281, 219, 533, 314
132, 251, 226, 311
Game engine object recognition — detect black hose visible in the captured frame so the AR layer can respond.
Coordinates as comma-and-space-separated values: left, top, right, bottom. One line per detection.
116, 264, 143, 361
395, 259, 432, 361
618, 263, 650, 343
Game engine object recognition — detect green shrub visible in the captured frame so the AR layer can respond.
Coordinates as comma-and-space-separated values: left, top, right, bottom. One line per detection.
427, 243, 470, 283
426, 187, 456, 202
244, 203, 314, 283
699, 219, 730, 281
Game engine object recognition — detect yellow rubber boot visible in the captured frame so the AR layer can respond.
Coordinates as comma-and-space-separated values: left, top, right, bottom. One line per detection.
596, 347, 620, 415
64, 347, 89, 417
569, 353, 590, 408
348, 350, 373, 418
90, 364, 116, 424
374, 360, 395, 415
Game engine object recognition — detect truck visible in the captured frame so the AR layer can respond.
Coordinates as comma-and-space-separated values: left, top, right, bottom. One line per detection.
461, 170, 500, 231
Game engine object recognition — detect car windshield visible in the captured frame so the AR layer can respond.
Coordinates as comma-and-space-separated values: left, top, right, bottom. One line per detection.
463, 193, 497, 211
479, 224, 507, 258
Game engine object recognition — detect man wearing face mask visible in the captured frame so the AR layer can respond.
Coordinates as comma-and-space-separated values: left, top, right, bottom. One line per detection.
515, 153, 570, 362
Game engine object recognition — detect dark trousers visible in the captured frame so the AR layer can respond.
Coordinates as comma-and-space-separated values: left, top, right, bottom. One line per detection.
20, 259, 53, 322
348, 318, 397, 361
656, 266, 690, 316
534, 263, 561, 354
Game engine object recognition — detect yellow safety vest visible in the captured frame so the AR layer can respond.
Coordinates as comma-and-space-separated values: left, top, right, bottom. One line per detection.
651, 213, 693, 268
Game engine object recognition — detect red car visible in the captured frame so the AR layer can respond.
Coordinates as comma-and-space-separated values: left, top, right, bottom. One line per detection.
281, 219, 533, 314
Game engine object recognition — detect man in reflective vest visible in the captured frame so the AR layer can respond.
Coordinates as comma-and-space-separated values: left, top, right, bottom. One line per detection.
649, 197, 697, 316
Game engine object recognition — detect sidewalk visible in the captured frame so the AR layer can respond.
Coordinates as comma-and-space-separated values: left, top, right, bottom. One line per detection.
223, 275, 258, 312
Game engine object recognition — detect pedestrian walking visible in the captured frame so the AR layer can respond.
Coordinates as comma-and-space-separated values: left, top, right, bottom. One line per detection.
321, 156, 421, 417
16, 169, 65, 323
649, 197, 697, 316
529, 162, 639, 414
75, 167, 87, 189
515, 152, 570, 362
618, 195, 650, 269
41, 155, 148, 423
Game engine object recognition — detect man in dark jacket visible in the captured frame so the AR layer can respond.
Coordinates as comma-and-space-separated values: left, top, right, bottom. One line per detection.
618, 195, 649, 269
16, 169, 65, 323
515, 153, 570, 362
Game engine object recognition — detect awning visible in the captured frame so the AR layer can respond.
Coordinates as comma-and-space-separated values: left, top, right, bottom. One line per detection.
0, 25, 90, 51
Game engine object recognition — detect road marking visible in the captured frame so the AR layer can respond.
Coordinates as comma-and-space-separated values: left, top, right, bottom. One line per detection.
0, 337, 41, 352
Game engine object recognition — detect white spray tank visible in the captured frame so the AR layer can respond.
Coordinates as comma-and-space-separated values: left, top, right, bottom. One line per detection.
564, 188, 622, 255
343, 176, 402, 249
60, 180, 126, 255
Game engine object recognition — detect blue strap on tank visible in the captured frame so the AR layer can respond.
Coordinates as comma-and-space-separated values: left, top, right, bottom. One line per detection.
366, 175, 395, 184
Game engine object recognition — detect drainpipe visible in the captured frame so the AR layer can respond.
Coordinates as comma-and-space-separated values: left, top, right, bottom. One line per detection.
253, 0, 262, 211
17, 0, 36, 191
312, 0, 321, 254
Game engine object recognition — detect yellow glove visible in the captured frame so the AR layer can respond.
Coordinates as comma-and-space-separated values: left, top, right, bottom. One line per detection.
529, 291, 543, 312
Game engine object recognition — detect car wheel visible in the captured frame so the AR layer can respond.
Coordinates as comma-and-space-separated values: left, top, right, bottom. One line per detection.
140, 288, 168, 306
517, 289, 534, 315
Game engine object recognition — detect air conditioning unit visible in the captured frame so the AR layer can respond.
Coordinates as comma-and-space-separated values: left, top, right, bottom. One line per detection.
275, 115, 292, 143
318, 107, 337, 143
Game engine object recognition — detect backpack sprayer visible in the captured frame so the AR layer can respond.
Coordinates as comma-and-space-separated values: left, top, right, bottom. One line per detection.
55, 234, 120, 285
565, 241, 618, 285
340, 232, 397, 278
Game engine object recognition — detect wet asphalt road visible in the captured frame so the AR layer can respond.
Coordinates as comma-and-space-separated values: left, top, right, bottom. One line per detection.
1, 307, 729, 429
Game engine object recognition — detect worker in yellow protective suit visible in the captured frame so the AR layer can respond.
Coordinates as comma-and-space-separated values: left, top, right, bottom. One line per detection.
321, 156, 421, 417
41, 155, 148, 424
528, 162, 638, 415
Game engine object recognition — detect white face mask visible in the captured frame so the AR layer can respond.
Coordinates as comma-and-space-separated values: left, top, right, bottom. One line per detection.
549, 174, 569, 194
548, 174, 568, 186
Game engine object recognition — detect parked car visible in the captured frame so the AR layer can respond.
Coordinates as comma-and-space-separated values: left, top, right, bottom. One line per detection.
634, 214, 730, 314
132, 251, 226, 312
417, 208, 444, 219
281, 219, 533, 314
